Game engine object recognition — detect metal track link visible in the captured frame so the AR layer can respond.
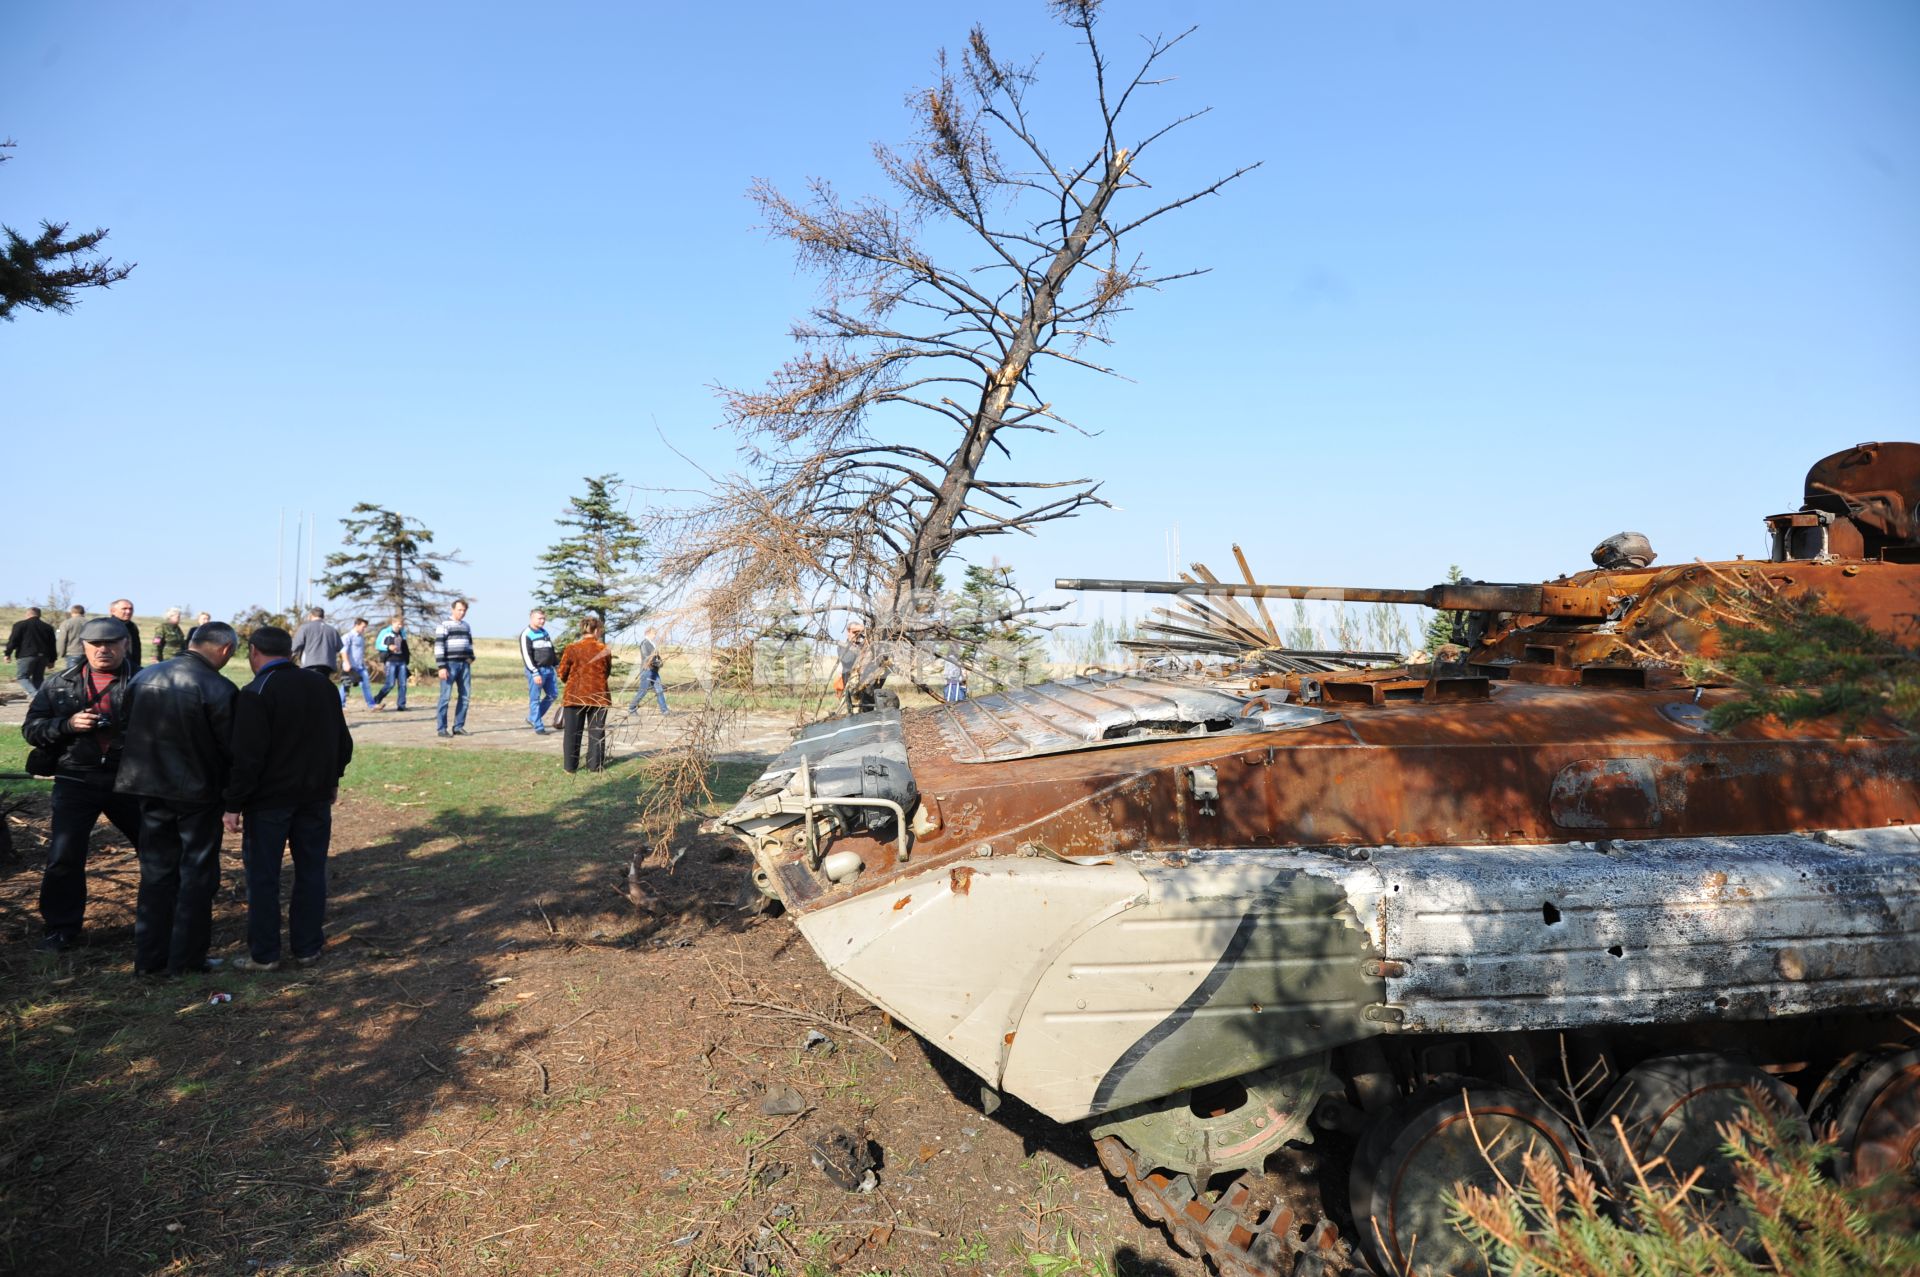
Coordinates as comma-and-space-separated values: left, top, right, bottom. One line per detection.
1095, 1134, 1365, 1277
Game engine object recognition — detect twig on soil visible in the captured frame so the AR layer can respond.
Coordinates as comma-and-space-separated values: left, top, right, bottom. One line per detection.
812, 1218, 943, 1239
723, 996, 897, 1062
227, 1175, 360, 1197
417, 1052, 446, 1074
554, 1006, 599, 1034
523, 1051, 550, 1095
537, 900, 556, 936
472, 1219, 546, 1246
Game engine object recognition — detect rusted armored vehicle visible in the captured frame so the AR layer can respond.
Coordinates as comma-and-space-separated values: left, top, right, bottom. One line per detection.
717, 443, 1920, 1276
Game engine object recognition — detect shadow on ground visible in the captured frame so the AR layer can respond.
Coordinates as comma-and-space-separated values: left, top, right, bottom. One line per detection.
0, 762, 756, 1275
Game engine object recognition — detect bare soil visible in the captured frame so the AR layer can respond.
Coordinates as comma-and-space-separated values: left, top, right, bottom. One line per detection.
0, 712, 1198, 1276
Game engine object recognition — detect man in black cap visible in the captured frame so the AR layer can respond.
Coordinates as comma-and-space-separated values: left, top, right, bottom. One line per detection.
6, 606, 58, 698
115, 622, 239, 976
20, 618, 141, 951
222, 626, 353, 971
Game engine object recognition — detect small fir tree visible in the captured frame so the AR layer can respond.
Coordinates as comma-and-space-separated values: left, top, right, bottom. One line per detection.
1425, 564, 1468, 652
318, 504, 466, 627
951, 562, 1047, 692
533, 474, 651, 637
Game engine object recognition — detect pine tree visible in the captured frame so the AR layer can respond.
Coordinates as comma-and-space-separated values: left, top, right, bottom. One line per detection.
1, 142, 135, 320
318, 504, 466, 627
533, 474, 650, 637
951, 562, 1047, 692
1425, 564, 1468, 653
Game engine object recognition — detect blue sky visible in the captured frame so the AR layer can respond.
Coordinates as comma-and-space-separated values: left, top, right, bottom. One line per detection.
5, 1, 1916, 638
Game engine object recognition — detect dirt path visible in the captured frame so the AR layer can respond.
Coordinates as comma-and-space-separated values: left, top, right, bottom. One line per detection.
1, 692, 803, 762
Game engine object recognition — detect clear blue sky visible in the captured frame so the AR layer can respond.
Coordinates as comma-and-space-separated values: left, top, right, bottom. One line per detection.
5, 1, 1916, 638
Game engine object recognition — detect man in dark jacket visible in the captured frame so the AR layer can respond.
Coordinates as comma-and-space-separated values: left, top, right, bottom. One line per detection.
115, 622, 239, 975
222, 627, 353, 971
371, 615, 411, 710
20, 618, 141, 951
6, 607, 58, 697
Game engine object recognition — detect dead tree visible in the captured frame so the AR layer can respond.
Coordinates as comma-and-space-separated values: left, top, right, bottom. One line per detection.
662, 0, 1256, 653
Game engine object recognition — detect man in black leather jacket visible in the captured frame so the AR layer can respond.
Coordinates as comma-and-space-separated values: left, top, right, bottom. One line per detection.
20, 618, 141, 951
115, 622, 239, 975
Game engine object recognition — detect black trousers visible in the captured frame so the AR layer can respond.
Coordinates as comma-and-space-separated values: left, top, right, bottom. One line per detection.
241, 800, 331, 964
134, 800, 224, 975
41, 771, 143, 940
562, 705, 607, 772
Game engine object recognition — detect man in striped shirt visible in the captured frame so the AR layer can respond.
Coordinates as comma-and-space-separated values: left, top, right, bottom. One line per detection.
433, 600, 476, 738
519, 609, 558, 735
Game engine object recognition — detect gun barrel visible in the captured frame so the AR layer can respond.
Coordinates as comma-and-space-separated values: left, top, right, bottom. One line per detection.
1057, 578, 1612, 619
1059, 577, 1431, 605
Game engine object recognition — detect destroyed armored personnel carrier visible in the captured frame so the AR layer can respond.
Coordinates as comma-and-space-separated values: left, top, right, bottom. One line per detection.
716, 443, 1920, 1276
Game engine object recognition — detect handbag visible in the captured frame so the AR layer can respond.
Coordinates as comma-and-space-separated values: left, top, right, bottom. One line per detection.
25, 743, 59, 777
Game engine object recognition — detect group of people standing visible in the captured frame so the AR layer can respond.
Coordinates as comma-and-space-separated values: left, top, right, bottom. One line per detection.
19, 617, 352, 976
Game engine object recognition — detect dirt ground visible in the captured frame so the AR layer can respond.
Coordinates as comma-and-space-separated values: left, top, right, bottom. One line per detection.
0, 698, 1200, 1276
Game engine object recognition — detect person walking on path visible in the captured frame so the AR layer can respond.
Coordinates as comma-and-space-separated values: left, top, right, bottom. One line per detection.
520, 609, 559, 734
115, 622, 239, 976
556, 616, 614, 773
185, 611, 213, 645
434, 600, 476, 737
152, 608, 188, 664
20, 618, 141, 951
222, 627, 353, 972
56, 605, 87, 671
290, 607, 343, 679
6, 606, 58, 697
110, 599, 141, 672
339, 618, 377, 709
625, 627, 669, 715
372, 615, 411, 710
942, 649, 967, 703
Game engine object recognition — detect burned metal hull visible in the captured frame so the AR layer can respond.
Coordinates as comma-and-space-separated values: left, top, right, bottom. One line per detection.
782, 828, 1920, 1125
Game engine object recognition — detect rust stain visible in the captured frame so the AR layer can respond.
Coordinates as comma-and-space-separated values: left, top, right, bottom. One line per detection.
892, 895, 911, 911
950, 865, 975, 896
1003, 1031, 1016, 1046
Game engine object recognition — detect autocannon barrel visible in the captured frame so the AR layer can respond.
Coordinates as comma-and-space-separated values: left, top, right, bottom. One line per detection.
1055, 577, 1613, 619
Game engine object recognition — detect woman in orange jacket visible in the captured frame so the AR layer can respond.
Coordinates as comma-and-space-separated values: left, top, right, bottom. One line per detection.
555, 617, 615, 773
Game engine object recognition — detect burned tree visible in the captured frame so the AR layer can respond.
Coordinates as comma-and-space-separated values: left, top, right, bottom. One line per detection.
665, 0, 1254, 651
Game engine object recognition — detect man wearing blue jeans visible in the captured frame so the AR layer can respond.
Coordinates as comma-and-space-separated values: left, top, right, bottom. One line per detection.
519, 609, 559, 734
372, 615, 410, 710
339, 617, 377, 709
221, 626, 353, 972
434, 600, 476, 737
625, 627, 669, 714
